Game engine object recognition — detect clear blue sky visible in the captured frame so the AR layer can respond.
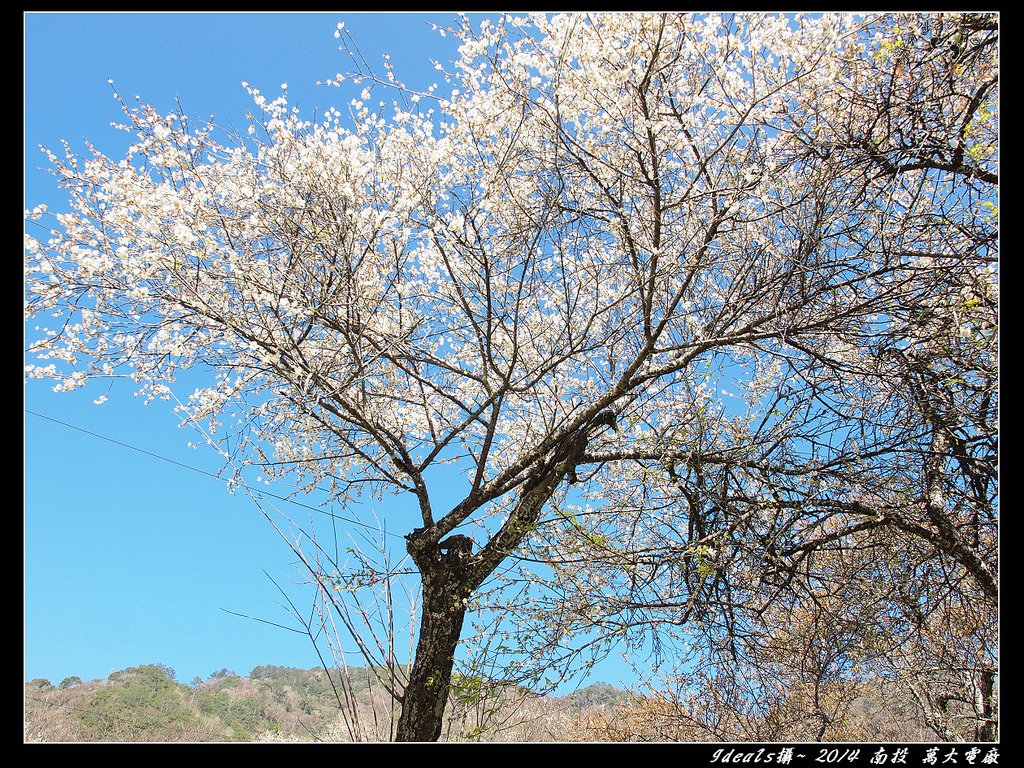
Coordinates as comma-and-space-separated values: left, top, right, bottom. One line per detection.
24, 11, 637, 692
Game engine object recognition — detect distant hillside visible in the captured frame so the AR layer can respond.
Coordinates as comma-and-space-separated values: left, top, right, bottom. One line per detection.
25, 662, 943, 742
24, 663, 630, 742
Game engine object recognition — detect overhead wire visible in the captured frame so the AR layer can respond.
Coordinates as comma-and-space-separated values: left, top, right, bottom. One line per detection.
24, 408, 402, 539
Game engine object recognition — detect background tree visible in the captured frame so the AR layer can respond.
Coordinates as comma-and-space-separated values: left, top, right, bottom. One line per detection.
25, 12, 996, 740
498, 11, 996, 741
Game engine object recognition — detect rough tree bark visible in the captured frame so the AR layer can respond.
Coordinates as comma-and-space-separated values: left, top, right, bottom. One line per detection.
395, 421, 602, 740
977, 666, 997, 742
396, 535, 475, 741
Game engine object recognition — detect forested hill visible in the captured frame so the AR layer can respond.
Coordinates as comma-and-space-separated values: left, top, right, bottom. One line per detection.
24, 664, 632, 742
25, 662, 942, 742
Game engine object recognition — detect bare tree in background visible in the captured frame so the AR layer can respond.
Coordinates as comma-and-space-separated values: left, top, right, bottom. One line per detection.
501, 12, 996, 741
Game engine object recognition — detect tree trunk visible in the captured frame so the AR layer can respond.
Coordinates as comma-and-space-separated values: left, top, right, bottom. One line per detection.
976, 666, 997, 742
396, 536, 474, 741
394, 438, 587, 740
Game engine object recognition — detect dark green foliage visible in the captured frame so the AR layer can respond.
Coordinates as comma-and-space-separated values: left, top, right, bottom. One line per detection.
154, 663, 177, 681
193, 688, 270, 740
78, 665, 199, 740
565, 681, 632, 709
249, 664, 291, 679
59, 676, 82, 690
28, 663, 625, 741
251, 664, 335, 692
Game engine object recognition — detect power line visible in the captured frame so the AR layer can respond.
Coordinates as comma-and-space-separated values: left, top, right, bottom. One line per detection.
28, 409, 222, 481
25, 409, 400, 538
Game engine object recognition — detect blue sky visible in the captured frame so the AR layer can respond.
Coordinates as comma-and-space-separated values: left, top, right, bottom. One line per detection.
24, 11, 638, 692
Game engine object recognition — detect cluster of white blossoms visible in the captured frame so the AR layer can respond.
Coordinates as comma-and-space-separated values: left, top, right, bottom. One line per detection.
26, 12, 995, 516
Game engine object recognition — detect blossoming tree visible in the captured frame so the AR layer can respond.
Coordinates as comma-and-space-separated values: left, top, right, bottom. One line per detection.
25, 12, 996, 740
